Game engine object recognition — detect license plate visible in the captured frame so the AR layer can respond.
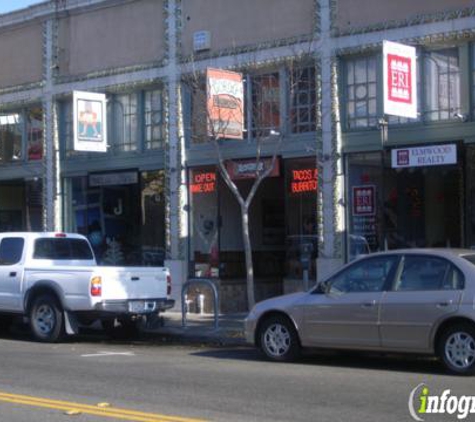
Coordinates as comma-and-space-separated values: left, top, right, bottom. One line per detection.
128, 301, 146, 313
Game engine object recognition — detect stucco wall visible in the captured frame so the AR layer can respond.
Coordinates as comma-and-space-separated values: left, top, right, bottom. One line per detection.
335, 0, 474, 33
181, 0, 315, 56
0, 23, 43, 88
58, 0, 165, 76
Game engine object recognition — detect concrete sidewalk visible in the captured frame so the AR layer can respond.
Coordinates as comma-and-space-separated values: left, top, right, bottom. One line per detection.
146, 311, 248, 346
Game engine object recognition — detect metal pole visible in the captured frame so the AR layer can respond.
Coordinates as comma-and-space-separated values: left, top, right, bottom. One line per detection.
378, 117, 388, 251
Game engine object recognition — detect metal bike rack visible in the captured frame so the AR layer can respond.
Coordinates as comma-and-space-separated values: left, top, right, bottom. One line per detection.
181, 279, 220, 330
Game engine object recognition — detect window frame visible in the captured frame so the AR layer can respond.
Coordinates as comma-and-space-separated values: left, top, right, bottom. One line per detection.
0, 106, 43, 164
320, 254, 400, 295
391, 254, 465, 292
289, 65, 318, 134
33, 238, 94, 261
0, 237, 25, 265
422, 48, 462, 122
344, 54, 378, 130
61, 88, 165, 158
250, 71, 281, 138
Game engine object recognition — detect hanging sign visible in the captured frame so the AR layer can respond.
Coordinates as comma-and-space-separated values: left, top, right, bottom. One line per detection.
383, 41, 417, 119
391, 144, 457, 168
206, 68, 244, 140
73, 90, 108, 152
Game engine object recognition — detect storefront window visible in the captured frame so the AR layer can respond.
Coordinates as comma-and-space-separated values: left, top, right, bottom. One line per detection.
285, 158, 318, 280
189, 167, 219, 277
27, 107, 43, 161
347, 147, 463, 261
64, 171, 166, 266
0, 113, 22, 162
347, 152, 383, 257
140, 171, 166, 265
345, 56, 378, 129
385, 149, 462, 249
190, 160, 319, 283
423, 48, 460, 121
0, 179, 43, 232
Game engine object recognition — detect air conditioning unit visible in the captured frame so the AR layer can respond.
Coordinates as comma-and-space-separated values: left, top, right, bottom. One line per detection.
193, 30, 211, 52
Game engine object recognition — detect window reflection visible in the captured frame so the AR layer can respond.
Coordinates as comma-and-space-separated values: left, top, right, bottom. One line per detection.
27, 107, 43, 161
0, 113, 22, 162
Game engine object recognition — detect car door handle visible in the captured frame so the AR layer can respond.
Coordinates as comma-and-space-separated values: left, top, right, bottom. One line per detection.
437, 300, 453, 308
131, 277, 140, 281
9, 272, 16, 277
361, 300, 376, 308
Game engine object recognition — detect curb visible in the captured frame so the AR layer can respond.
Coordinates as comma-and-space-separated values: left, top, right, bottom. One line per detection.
141, 327, 247, 347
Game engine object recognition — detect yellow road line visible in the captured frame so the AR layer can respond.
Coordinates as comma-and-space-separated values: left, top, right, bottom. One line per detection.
0, 391, 207, 422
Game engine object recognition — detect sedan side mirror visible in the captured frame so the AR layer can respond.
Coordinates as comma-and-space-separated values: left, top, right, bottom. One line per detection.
313, 280, 328, 294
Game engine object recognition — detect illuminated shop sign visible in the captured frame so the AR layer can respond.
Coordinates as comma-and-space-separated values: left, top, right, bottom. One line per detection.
190, 171, 216, 194
391, 144, 457, 168
290, 169, 318, 194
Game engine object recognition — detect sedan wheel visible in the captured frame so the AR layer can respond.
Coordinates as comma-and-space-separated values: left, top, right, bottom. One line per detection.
259, 315, 300, 362
439, 324, 475, 375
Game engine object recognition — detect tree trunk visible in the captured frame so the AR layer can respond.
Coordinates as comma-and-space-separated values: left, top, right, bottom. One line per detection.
241, 205, 255, 309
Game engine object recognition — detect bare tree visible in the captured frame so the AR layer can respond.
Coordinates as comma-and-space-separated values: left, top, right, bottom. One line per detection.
185, 54, 317, 310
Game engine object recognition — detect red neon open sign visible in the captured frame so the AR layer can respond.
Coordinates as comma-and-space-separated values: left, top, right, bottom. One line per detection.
190, 172, 216, 194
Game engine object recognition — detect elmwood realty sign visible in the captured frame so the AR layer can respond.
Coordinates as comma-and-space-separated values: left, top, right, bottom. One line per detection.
391, 144, 457, 168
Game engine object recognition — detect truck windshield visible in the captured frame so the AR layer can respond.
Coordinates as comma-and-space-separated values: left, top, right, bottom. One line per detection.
33, 238, 94, 260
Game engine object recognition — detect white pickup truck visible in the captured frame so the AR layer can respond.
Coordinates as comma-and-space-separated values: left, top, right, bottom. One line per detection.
0, 232, 174, 342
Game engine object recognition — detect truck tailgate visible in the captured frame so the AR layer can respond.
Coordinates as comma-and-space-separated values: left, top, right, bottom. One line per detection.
96, 267, 169, 300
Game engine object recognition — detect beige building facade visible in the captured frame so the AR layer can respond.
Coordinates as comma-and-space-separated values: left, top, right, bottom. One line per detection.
0, 0, 473, 311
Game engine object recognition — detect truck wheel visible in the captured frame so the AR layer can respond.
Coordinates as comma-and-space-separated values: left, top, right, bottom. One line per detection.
29, 294, 64, 343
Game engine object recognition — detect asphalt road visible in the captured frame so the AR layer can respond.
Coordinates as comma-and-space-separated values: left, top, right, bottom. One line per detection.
0, 327, 472, 422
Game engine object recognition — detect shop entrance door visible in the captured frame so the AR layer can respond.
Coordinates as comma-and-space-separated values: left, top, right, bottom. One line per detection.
385, 165, 462, 248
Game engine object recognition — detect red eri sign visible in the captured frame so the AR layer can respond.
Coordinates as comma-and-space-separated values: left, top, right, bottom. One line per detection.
387, 54, 412, 104
383, 41, 417, 119
352, 185, 376, 216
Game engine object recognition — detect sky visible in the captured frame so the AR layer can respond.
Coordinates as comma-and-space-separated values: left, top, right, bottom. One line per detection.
0, 1, 43, 14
